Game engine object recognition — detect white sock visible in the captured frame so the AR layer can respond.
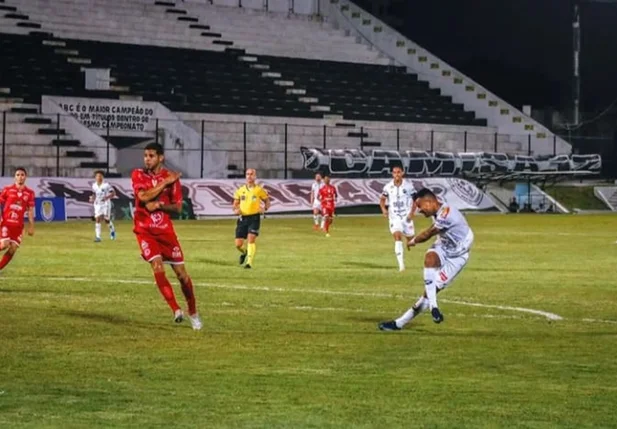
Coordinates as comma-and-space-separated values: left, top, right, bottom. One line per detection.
320, 218, 325, 229
424, 267, 438, 309
313, 215, 320, 226
95, 223, 101, 239
395, 297, 429, 328
108, 221, 115, 233
394, 241, 404, 270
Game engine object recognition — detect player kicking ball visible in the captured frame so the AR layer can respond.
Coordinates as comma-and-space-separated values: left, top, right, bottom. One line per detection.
0, 168, 35, 273
89, 170, 116, 242
379, 188, 474, 330
380, 165, 416, 272
131, 143, 202, 330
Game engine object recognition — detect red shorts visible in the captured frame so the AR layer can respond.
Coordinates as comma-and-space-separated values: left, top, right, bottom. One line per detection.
135, 232, 184, 265
0, 224, 23, 246
321, 206, 335, 217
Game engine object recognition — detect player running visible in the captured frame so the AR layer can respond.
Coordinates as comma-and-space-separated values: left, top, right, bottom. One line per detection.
233, 168, 270, 269
310, 173, 324, 231
131, 143, 202, 330
379, 188, 474, 330
0, 168, 35, 273
380, 166, 416, 272
89, 170, 116, 242
318, 175, 337, 237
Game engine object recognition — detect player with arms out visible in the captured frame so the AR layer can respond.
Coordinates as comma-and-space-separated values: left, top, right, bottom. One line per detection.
380, 165, 416, 272
131, 143, 202, 330
89, 170, 116, 242
0, 168, 35, 273
318, 175, 337, 237
233, 168, 270, 269
310, 173, 324, 231
379, 188, 474, 330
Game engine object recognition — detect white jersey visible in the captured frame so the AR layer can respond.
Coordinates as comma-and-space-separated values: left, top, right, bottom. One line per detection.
382, 180, 415, 219
433, 204, 474, 257
92, 181, 113, 206
311, 181, 324, 208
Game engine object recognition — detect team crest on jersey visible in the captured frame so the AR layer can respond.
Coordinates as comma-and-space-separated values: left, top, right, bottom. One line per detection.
172, 246, 182, 259
41, 200, 55, 222
150, 212, 164, 225
440, 207, 451, 219
140, 240, 149, 250
1, 227, 7, 236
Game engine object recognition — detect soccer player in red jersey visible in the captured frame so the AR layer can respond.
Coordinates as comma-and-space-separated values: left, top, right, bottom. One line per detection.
131, 143, 202, 330
318, 175, 337, 237
0, 167, 35, 272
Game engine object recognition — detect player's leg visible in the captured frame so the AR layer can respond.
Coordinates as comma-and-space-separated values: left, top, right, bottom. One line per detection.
322, 208, 333, 235
312, 207, 321, 230
245, 216, 261, 268
423, 249, 444, 323
170, 263, 202, 330
0, 241, 18, 271
105, 205, 116, 240
94, 213, 103, 242
390, 218, 405, 271
137, 235, 182, 320
235, 217, 248, 265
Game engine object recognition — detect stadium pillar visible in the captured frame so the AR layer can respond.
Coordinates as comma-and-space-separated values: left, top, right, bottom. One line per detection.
464, 131, 468, 152
200, 120, 205, 178
573, 3, 581, 126
528, 134, 532, 156
494, 132, 498, 152
155, 119, 159, 145
553, 135, 557, 156
284, 123, 288, 179
396, 128, 400, 151
430, 130, 434, 152
243, 122, 247, 172
56, 114, 61, 176
360, 126, 364, 150
1, 111, 5, 176
323, 125, 327, 149
106, 120, 110, 174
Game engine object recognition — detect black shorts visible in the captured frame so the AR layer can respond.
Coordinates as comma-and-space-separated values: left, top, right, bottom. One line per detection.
235, 214, 261, 239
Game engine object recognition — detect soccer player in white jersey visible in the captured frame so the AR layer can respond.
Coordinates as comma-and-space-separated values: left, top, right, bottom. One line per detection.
89, 170, 116, 242
380, 166, 416, 272
379, 188, 474, 330
310, 173, 324, 231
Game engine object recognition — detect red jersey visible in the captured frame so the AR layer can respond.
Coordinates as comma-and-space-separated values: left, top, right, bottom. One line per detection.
131, 168, 182, 236
0, 184, 35, 227
318, 184, 337, 208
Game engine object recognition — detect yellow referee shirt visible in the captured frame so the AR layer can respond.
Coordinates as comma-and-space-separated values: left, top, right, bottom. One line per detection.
233, 184, 269, 216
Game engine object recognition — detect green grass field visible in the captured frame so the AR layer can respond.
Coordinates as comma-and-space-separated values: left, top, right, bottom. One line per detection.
1, 214, 616, 428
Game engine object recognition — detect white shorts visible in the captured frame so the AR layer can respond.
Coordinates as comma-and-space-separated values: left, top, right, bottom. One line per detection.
312, 200, 321, 211
94, 203, 111, 219
389, 216, 415, 236
427, 244, 470, 290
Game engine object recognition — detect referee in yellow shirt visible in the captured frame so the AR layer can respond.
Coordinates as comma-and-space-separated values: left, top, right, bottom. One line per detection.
233, 168, 270, 269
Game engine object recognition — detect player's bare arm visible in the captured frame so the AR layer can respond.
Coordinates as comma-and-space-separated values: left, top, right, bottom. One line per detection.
261, 196, 271, 213
406, 201, 417, 222
407, 225, 439, 247
137, 174, 180, 203
89, 193, 95, 203
106, 189, 116, 201
27, 206, 35, 236
379, 195, 388, 217
232, 198, 241, 215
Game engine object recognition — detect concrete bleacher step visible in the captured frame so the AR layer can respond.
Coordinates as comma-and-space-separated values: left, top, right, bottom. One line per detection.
335, 122, 357, 128
66, 150, 95, 158
39, 128, 66, 135
310, 105, 331, 112
212, 40, 233, 46
154, 1, 175, 6
251, 64, 269, 70
165, 9, 187, 15
299, 97, 319, 103
24, 117, 53, 125
0, 5, 17, 11
348, 131, 368, 137
67, 57, 92, 65
5, 13, 30, 20
274, 80, 294, 87
51, 139, 80, 147
178, 16, 198, 22
286, 88, 306, 95
11, 106, 39, 114
201, 31, 222, 38
225, 48, 245, 55
361, 141, 381, 147
42, 39, 65, 46
17, 22, 42, 29
262, 72, 282, 78
80, 161, 108, 168
189, 24, 210, 30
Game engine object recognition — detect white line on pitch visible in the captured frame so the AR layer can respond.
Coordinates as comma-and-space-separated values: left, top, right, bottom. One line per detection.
4, 275, 564, 321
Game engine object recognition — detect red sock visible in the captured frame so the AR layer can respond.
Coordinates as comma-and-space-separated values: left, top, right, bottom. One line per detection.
325, 218, 332, 233
180, 277, 197, 315
0, 252, 14, 270
154, 272, 180, 312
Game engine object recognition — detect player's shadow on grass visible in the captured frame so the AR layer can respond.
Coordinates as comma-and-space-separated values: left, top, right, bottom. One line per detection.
343, 261, 393, 270
195, 257, 236, 267
61, 310, 139, 326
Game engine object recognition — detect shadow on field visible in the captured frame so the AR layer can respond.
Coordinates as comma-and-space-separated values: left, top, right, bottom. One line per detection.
61, 310, 137, 325
195, 257, 236, 267
343, 261, 393, 270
